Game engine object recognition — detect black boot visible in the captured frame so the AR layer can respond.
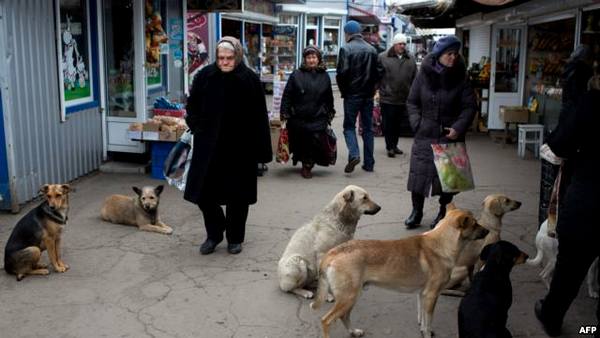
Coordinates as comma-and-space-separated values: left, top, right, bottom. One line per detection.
404, 209, 423, 229
430, 206, 446, 229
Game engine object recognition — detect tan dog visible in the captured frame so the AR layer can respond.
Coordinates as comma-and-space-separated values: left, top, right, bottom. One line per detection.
445, 194, 521, 292
310, 205, 488, 338
4, 184, 71, 281
101, 185, 172, 235
278, 185, 381, 299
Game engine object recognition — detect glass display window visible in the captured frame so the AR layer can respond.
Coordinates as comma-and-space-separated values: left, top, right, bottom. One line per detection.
323, 17, 340, 69
221, 18, 242, 39
306, 15, 319, 47
145, 0, 167, 90
271, 25, 297, 73
494, 28, 521, 93
244, 22, 261, 73
261, 24, 274, 81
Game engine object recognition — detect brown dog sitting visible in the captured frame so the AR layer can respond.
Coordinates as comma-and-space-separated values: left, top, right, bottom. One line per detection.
4, 184, 71, 281
101, 185, 172, 235
310, 205, 489, 338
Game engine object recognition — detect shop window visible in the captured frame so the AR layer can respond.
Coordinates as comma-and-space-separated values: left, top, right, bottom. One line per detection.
245, 22, 261, 73
279, 15, 298, 25
307, 16, 319, 26
306, 15, 319, 47
261, 24, 275, 81
323, 17, 340, 69
145, 0, 167, 90
494, 28, 521, 93
222, 18, 242, 39
55, 0, 98, 118
272, 25, 297, 73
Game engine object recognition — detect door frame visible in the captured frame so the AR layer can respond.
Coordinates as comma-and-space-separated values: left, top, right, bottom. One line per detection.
488, 23, 527, 130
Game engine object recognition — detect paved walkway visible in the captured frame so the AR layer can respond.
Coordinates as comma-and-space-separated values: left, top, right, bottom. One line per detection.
0, 96, 595, 337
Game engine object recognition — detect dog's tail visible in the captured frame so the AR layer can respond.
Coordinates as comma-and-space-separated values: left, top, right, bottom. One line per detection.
526, 247, 543, 267
310, 257, 333, 310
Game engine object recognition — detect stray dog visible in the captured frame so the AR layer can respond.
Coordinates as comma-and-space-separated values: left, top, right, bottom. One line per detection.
278, 185, 381, 299
527, 219, 599, 298
4, 184, 71, 281
310, 205, 488, 338
101, 185, 172, 235
458, 240, 528, 338
446, 194, 521, 292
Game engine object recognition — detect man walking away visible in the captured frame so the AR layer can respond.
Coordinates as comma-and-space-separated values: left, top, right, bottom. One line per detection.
336, 20, 379, 173
377, 33, 417, 158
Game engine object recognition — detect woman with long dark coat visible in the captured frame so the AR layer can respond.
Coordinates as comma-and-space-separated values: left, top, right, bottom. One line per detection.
280, 46, 335, 178
184, 36, 272, 255
404, 35, 476, 229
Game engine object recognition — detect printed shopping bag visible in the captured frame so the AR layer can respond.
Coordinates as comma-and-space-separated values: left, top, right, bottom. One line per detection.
322, 128, 337, 165
163, 130, 193, 191
276, 127, 290, 163
431, 142, 475, 193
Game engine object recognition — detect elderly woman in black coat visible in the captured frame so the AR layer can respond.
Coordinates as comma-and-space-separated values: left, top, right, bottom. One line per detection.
404, 35, 477, 229
184, 36, 272, 255
280, 46, 335, 178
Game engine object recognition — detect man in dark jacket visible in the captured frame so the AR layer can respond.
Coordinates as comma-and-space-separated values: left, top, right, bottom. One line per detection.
377, 32, 417, 158
185, 37, 272, 255
336, 20, 379, 173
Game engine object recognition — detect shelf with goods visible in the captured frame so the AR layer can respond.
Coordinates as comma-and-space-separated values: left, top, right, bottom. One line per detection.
270, 26, 297, 73
322, 20, 340, 70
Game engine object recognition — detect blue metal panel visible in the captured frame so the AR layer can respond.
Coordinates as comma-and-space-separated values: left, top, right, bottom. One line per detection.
0, 89, 10, 209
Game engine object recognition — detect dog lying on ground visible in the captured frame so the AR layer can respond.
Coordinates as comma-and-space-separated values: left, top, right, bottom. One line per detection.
278, 185, 381, 299
4, 184, 71, 281
310, 205, 488, 338
101, 185, 172, 235
458, 240, 528, 338
527, 219, 599, 298
445, 194, 521, 293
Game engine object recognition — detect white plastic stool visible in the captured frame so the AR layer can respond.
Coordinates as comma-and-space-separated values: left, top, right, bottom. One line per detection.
518, 124, 544, 159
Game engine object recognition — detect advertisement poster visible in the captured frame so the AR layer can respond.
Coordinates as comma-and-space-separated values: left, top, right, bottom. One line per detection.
186, 11, 209, 89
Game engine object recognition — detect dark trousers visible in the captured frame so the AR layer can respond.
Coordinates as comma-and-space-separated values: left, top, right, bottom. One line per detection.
198, 202, 249, 244
381, 103, 407, 151
411, 191, 455, 211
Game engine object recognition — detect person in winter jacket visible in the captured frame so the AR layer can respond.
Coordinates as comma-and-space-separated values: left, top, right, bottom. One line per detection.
404, 35, 476, 229
336, 20, 380, 173
184, 36, 272, 255
377, 32, 417, 157
280, 46, 335, 178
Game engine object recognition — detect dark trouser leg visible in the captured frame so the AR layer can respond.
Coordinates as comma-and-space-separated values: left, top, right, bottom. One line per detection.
224, 203, 249, 244
431, 192, 456, 229
381, 103, 399, 150
412, 192, 425, 211
198, 202, 225, 242
405, 192, 424, 228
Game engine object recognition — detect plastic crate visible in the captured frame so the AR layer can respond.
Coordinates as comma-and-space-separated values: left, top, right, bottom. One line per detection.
150, 142, 176, 180
153, 108, 185, 118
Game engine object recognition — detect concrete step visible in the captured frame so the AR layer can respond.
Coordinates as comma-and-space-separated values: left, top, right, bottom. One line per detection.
99, 161, 148, 174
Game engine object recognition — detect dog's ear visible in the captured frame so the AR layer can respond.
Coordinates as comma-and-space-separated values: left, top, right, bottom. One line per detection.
487, 198, 502, 216
39, 184, 50, 195
155, 185, 164, 196
61, 184, 71, 193
446, 203, 456, 211
457, 213, 475, 229
132, 186, 142, 196
343, 189, 354, 203
480, 243, 493, 261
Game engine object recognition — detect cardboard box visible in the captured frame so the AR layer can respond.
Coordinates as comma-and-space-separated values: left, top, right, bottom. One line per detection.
176, 129, 185, 140
126, 130, 142, 140
159, 129, 177, 142
142, 122, 161, 132
143, 131, 160, 141
270, 126, 280, 155
500, 106, 529, 123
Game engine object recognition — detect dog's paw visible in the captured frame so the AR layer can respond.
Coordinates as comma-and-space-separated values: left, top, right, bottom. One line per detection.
326, 294, 335, 302
54, 265, 67, 273
36, 263, 48, 269
302, 290, 314, 299
163, 227, 173, 235
350, 329, 364, 337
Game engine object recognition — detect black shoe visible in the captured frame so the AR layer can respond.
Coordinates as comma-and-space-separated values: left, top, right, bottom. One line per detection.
535, 300, 561, 337
393, 148, 404, 155
199, 239, 221, 255
227, 243, 243, 254
404, 210, 423, 229
430, 210, 446, 229
344, 158, 361, 173
361, 165, 374, 172
387, 149, 396, 158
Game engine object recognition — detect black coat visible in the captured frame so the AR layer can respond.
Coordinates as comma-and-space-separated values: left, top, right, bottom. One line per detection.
184, 63, 272, 205
336, 34, 379, 98
406, 54, 476, 196
280, 67, 334, 132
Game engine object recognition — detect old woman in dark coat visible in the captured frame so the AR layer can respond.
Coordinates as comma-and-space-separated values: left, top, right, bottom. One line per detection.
404, 35, 476, 229
184, 36, 272, 255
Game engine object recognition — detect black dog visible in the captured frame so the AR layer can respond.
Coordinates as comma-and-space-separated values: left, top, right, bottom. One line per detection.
458, 240, 528, 338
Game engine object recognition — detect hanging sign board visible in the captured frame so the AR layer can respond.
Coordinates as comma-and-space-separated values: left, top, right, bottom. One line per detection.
187, 0, 244, 12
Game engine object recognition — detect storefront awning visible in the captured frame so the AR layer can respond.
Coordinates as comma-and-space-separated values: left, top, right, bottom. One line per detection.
348, 4, 381, 25
277, 4, 347, 15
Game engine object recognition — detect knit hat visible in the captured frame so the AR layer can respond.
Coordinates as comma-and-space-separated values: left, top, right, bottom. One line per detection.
431, 35, 461, 57
344, 20, 361, 34
392, 33, 407, 45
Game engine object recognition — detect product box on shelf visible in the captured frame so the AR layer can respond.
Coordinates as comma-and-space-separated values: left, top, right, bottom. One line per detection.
500, 106, 529, 123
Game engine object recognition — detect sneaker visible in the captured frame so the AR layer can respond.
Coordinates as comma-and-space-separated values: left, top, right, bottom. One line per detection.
227, 243, 243, 254
344, 158, 361, 173
387, 149, 396, 158
394, 148, 404, 155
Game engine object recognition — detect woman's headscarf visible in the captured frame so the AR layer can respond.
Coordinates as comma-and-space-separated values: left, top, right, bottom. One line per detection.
300, 46, 327, 71
216, 36, 244, 67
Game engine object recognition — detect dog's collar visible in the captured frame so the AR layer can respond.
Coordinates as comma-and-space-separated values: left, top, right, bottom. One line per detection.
42, 204, 68, 224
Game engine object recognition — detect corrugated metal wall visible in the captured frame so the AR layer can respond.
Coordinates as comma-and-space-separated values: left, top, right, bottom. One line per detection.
2, 0, 102, 207
468, 25, 491, 66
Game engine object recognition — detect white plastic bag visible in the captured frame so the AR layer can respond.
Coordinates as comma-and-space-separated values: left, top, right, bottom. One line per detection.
164, 130, 193, 191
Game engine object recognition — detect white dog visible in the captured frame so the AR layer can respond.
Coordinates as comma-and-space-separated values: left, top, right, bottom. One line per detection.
527, 219, 598, 298
277, 185, 381, 299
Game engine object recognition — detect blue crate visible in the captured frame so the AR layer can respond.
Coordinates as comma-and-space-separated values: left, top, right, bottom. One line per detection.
151, 164, 165, 180
150, 142, 176, 180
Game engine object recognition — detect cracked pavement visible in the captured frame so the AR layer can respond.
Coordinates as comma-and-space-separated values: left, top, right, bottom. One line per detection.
0, 95, 596, 338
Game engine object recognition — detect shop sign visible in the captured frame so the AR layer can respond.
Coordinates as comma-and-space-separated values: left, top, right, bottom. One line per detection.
188, 0, 244, 12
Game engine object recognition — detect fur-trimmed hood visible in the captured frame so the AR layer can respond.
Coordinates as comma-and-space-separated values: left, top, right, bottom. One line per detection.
420, 54, 468, 90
